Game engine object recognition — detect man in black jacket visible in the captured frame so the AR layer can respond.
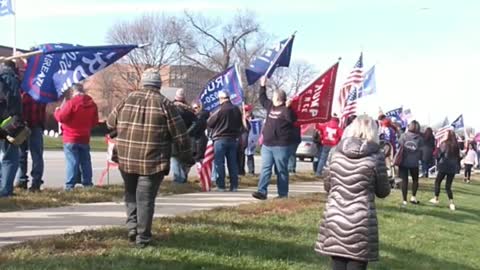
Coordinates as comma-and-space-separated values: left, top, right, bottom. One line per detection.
252, 76, 297, 200
207, 90, 242, 192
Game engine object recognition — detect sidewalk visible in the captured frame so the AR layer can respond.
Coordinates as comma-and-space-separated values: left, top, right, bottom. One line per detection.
0, 181, 324, 248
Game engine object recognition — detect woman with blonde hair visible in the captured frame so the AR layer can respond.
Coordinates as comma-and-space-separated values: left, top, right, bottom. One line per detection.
315, 115, 391, 270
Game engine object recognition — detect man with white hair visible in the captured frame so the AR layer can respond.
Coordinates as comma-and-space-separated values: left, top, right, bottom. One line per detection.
54, 83, 98, 191
207, 90, 242, 192
252, 76, 297, 200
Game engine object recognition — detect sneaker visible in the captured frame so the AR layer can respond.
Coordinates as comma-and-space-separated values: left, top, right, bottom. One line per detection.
449, 203, 456, 211
429, 198, 439, 205
467, 180, 471, 184
274, 195, 288, 200
410, 199, 420, 205
15, 181, 28, 190
28, 186, 41, 193
252, 191, 267, 200
401, 201, 407, 207
128, 231, 137, 243
215, 188, 226, 192
136, 242, 150, 249
230, 188, 238, 192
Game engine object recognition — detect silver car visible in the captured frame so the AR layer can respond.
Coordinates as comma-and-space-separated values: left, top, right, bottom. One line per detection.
296, 136, 318, 162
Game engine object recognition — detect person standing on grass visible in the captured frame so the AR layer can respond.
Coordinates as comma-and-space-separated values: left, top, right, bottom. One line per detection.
288, 124, 301, 174
54, 83, 98, 191
398, 120, 423, 206
207, 90, 242, 192
171, 89, 196, 184
189, 102, 209, 164
462, 142, 477, 184
0, 60, 22, 198
315, 117, 343, 177
15, 90, 47, 192
252, 76, 297, 200
420, 127, 435, 178
315, 115, 391, 270
430, 130, 461, 211
107, 68, 193, 248
237, 104, 252, 176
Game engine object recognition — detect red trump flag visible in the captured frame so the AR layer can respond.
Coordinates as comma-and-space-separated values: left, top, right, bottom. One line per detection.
290, 62, 339, 125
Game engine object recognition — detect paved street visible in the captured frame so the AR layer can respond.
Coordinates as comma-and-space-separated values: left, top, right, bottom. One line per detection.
40, 151, 316, 188
0, 181, 324, 247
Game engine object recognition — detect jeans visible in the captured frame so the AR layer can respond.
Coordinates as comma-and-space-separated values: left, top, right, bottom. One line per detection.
464, 164, 473, 180
213, 138, 239, 190
316, 145, 332, 176
332, 256, 368, 270
64, 143, 93, 190
0, 140, 19, 197
288, 143, 299, 173
435, 172, 454, 200
120, 170, 163, 245
399, 166, 419, 201
237, 145, 246, 176
420, 160, 432, 177
257, 145, 290, 197
247, 154, 255, 174
171, 157, 189, 183
17, 127, 44, 187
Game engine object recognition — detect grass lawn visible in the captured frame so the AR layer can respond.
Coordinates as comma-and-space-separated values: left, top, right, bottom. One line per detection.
0, 173, 313, 212
0, 176, 479, 270
44, 136, 107, 151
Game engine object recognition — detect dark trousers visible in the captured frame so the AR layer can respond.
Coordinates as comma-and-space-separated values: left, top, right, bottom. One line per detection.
399, 166, 419, 201
332, 256, 368, 270
435, 172, 454, 200
237, 145, 246, 176
247, 154, 255, 174
120, 170, 163, 245
464, 164, 473, 180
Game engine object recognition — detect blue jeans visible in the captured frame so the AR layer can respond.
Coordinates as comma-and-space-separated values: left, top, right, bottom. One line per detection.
171, 157, 189, 183
213, 138, 238, 190
421, 160, 432, 177
257, 145, 290, 197
64, 143, 93, 189
316, 145, 332, 176
17, 127, 44, 187
288, 143, 299, 173
0, 140, 19, 197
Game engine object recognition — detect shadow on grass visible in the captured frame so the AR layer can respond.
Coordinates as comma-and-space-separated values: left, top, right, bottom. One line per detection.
381, 204, 480, 224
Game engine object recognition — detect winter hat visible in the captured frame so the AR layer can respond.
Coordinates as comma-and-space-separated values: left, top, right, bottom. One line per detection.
175, 89, 186, 101
141, 68, 162, 89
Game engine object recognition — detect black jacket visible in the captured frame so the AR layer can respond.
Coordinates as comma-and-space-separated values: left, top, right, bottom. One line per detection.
259, 86, 297, 147
174, 101, 196, 129
207, 101, 242, 141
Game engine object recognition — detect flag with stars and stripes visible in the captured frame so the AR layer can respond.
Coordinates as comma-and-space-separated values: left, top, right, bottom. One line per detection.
338, 53, 363, 127
0, 0, 14, 17
197, 140, 214, 192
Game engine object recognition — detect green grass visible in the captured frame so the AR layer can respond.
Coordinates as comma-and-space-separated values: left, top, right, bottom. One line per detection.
44, 136, 107, 151
0, 173, 312, 212
0, 176, 479, 269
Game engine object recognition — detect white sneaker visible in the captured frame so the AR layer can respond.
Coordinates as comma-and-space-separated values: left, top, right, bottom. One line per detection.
449, 203, 456, 211
429, 198, 439, 205
402, 201, 407, 207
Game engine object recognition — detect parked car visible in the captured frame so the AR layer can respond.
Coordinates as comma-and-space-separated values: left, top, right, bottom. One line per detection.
296, 136, 318, 162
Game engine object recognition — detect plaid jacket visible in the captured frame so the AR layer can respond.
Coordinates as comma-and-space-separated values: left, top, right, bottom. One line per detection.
21, 92, 47, 128
107, 87, 192, 175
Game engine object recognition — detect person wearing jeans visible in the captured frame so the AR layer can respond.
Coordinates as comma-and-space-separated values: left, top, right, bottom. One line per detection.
213, 138, 239, 191
252, 76, 297, 200
0, 141, 19, 197
207, 90, 242, 192
107, 68, 193, 247
16, 91, 47, 191
54, 83, 98, 191
315, 117, 343, 177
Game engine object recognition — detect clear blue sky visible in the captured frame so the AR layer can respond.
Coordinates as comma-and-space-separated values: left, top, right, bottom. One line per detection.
1, 0, 479, 129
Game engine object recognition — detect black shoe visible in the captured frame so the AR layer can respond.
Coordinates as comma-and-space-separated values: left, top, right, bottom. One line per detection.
410, 200, 420, 205
136, 242, 149, 249
28, 186, 41, 193
252, 191, 267, 200
274, 195, 288, 200
15, 181, 28, 190
128, 231, 137, 243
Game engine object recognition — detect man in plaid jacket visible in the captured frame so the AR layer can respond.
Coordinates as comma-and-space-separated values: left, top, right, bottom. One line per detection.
107, 68, 193, 248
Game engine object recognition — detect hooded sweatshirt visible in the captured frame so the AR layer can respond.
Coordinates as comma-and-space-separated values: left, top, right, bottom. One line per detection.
316, 119, 343, 147
398, 131, 424, 168
54, 94, 98, 144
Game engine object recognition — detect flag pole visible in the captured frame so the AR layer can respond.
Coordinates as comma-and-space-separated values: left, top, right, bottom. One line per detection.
12, 0, 16, 55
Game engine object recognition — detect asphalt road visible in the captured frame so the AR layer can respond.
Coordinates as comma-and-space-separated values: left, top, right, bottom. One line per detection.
33, 151, 315, 188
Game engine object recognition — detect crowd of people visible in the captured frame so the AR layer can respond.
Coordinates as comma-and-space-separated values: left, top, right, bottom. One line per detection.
1, 61, 478, 267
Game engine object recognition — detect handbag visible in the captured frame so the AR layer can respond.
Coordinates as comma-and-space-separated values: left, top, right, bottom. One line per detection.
393, 145, 404, 166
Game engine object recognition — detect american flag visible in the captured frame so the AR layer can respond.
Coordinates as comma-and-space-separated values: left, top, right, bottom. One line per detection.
197, 140, 214, 191
339, 54, 363, 126
435, 125, 453, 148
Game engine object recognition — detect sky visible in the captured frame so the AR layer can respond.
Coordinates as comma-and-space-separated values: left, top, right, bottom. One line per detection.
1, 0, 479, 129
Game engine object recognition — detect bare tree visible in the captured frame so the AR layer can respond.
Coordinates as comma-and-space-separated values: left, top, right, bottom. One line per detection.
177, 10, 260, 72
107, 13, 184, 90
270, 61, 317, 96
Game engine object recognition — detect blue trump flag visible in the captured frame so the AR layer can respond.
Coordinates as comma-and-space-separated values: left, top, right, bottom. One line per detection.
22, 43, 139, 103
199, 65, 244, 112
358, 65, 376, 98
0, 0, 14, 16
385, 107, 407, 127
451, 114, 464, 130
245, 34, 295, 85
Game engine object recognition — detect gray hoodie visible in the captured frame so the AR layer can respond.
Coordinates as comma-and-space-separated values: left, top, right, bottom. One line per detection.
399, 131, 424, 168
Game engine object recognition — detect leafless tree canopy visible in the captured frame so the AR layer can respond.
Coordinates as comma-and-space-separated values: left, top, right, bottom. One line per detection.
177, 10, 260, 72
270, 61, 318, 96
107, 13, 183, 90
